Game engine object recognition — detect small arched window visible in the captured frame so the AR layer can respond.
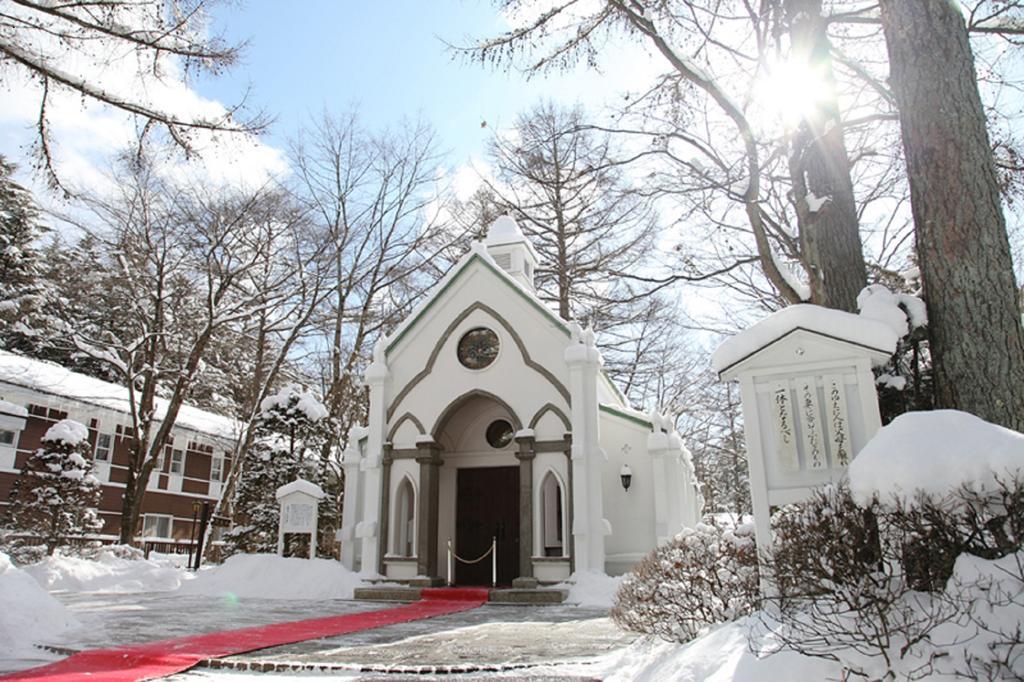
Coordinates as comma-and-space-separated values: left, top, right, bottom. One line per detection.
540, 471, 565, 557
393, 478, 416, 557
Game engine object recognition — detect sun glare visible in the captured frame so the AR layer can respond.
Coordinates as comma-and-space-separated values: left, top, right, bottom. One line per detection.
754, 58, 831, 128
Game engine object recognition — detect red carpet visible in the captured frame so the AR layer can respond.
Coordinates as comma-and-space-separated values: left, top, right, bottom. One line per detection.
4, 588, 490, 681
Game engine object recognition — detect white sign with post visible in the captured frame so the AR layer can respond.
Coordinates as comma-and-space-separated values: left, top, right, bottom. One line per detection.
712, 305, 898, 568
275, 478, 326, 559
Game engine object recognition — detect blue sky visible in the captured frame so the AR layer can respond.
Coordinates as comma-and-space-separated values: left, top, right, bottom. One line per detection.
193, 0, 624, 166
0, 0, 656, 198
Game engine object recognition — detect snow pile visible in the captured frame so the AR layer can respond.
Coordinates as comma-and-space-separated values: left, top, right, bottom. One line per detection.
177, 554, 363, 600
557, 570, 624, 609
41, 419, 90, 446
580, 618, 840, 681
856, 284, 927, 338
849, 410, 1024, 506
0, 552, 79, 659
711, 304, 898, 374
259, 384, 328, 422
24, 549, 190, 593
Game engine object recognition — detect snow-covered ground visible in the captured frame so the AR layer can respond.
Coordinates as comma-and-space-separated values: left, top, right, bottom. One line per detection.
0, 552, 79, 669
24, 549, 192, 593
179, 554, 364, 600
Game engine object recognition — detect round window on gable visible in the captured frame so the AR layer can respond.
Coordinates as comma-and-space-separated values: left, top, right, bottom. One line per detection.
457, 327, 500, 370
486, 419, 514, 449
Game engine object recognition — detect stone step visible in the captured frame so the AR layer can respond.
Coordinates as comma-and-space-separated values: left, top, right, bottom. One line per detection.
353, 586, 568, 605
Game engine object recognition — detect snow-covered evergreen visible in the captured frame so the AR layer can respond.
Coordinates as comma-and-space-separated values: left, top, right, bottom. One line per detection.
2, 419, 102, 559
226, 385, 340, 558
0, 156, 58, 357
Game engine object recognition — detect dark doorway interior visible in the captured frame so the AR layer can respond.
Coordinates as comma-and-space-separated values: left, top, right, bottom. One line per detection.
455, 466, 519, 586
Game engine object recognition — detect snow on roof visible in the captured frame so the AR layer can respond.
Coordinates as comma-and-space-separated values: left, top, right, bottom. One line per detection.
485, 215, 541, 261
0, 351, 239, 441
276, 478, 325, 500
0, 399, 28, 418
384, 243, 564, 357
711, 304, 899, 375
849, 410, 1024, 508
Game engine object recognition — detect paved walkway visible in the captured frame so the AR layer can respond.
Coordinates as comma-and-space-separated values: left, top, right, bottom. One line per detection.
9, 591, 634, 680
5, 591, 490, 681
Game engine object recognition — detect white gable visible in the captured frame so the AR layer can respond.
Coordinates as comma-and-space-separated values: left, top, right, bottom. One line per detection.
383, 252, 572, 440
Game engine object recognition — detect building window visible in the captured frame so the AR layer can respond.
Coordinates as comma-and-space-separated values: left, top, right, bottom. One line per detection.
210, 456, 224, 482
486, 419, 514, 449
142, 514, 173, 539
393, 477, 416, 557
541, 471, 565, 557
0, 429, 16, 446
456, 327, 500, 370
169, 449, 184, 475
94, 433, 113, 461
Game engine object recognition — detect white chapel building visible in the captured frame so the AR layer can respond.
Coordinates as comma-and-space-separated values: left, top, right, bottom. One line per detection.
338, 216, 700, 586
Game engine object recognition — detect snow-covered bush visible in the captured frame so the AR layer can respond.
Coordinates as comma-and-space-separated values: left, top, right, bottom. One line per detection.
761, 411, 1024, 679
612, 519, 760, 642
2, 419, 102, 558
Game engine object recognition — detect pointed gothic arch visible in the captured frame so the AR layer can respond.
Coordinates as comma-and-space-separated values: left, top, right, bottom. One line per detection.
537, 468, 568, 558
430, 388, 523, 441
387, 301, 570, 421
391, 475, 417, 558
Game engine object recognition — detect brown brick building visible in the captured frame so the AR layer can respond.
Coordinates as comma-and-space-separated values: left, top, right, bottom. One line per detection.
0, 351, 237, 543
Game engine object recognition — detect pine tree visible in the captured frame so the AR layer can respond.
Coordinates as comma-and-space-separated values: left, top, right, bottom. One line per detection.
0, 156, 54, 354
225, 385, 339, 557
4, 419, 102, 556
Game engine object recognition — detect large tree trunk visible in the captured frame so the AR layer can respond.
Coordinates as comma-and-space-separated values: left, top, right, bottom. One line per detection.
879, 0, 1024, 430
786, 0, 867, 312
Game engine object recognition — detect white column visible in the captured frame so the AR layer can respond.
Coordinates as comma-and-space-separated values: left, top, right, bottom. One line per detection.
358, 340, 389, 577
564, 324, 607, 574
646, 412, 671, 545
339, 427, 365, 569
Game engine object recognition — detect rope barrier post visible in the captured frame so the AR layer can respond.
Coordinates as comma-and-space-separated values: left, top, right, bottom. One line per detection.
491, 536, 497, 588
446, 538, 453, 587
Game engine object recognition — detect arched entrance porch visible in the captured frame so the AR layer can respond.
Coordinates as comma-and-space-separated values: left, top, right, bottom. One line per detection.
433, 390, 522, 586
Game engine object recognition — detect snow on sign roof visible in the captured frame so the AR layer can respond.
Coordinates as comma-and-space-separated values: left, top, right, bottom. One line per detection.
711, 304, 899, 375
0, 350, 239, 441
276, 478, 326, 500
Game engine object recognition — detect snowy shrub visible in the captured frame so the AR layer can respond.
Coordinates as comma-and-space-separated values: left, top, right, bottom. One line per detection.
612, 518, 760, 643
762, 479, 1024, 680
2, 419, 102, 557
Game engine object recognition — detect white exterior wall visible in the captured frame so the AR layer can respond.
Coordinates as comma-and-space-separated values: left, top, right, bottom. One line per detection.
600, 411, 658, 574
342, 248, 703, 579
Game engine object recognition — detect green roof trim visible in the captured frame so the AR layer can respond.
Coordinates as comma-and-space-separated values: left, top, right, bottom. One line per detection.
599, 404, 652, 429
386, 253, 570, 357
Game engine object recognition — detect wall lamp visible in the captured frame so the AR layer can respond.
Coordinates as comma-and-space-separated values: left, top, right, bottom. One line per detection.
620, 464, 633, 492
